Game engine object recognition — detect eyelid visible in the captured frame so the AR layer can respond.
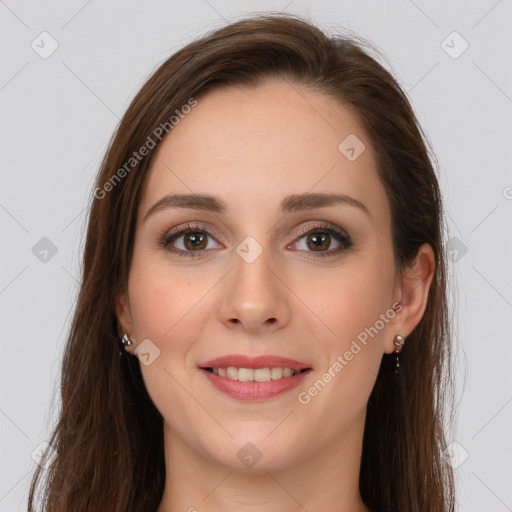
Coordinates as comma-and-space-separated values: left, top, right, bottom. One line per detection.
162, 222, 223, 242
294, 221, 349, 240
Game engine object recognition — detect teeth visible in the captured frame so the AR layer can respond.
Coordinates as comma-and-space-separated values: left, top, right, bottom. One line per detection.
226, 366, 238, 380
254, 368, 271, 382
271, 367, 283, 379
211, 366, 302, 382
238, 368, 254, 382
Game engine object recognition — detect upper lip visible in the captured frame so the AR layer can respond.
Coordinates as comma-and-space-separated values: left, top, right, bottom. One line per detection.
199, 354, 312, 371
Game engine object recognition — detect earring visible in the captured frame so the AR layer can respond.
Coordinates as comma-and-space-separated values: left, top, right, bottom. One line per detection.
393, 334, 405, 374
121, 334, 132, 346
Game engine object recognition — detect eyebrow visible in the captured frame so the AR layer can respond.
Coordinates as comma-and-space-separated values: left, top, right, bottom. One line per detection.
143, 192, 371, 221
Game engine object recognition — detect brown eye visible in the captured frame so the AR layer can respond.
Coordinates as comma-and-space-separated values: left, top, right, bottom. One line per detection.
292, 223, 353, 259
305, 232, 331, 251
181, 232, 207, 250
161, 224, 221, 258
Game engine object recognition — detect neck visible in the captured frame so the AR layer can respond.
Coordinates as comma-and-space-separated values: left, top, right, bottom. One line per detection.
156, 413, 371, 512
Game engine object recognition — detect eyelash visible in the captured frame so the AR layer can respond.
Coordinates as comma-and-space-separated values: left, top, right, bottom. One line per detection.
160, 222, 353, 259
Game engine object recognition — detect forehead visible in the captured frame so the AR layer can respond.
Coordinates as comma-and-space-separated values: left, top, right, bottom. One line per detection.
139, 80, 389, 221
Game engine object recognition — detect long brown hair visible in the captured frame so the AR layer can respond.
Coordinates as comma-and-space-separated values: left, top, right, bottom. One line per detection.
28, 13, 456, 512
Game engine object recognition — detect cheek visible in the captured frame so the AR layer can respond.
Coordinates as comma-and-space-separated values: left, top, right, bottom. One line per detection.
297, 261, 394, 345
294, 265, 392, 417
128, 261, 217, 356
126, 263, 206, 410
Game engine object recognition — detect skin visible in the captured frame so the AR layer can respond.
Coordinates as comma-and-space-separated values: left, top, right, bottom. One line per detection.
116, 79, 435, 512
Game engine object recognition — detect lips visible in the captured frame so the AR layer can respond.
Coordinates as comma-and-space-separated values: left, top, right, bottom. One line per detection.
198, 354, 313, 401
199, 354, 312, 371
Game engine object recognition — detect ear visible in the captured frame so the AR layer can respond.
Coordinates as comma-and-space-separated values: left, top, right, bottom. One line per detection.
115, 292, 135, 353
384, 243, 436, 354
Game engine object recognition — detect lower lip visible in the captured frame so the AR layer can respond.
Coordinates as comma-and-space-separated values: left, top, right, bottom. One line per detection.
200, 368, 311, 401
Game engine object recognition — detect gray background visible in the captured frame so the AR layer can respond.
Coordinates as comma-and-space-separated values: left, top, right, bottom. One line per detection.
1, 0, 511, 510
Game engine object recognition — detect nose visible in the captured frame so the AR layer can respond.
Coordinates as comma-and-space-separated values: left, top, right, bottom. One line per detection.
218, 243, 291, 334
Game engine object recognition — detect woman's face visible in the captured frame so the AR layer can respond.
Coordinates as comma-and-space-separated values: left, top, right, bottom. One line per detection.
117, 79, 407, 471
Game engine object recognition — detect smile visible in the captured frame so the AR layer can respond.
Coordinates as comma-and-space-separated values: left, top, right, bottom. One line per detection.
204, 366, 308, 382
198, 354, 313, 400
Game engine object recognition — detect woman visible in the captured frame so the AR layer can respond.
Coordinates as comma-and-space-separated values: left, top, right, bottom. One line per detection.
28, 13, 456, 512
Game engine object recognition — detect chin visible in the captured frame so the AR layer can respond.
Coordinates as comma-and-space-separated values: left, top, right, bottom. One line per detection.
203, 434, 306, 473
